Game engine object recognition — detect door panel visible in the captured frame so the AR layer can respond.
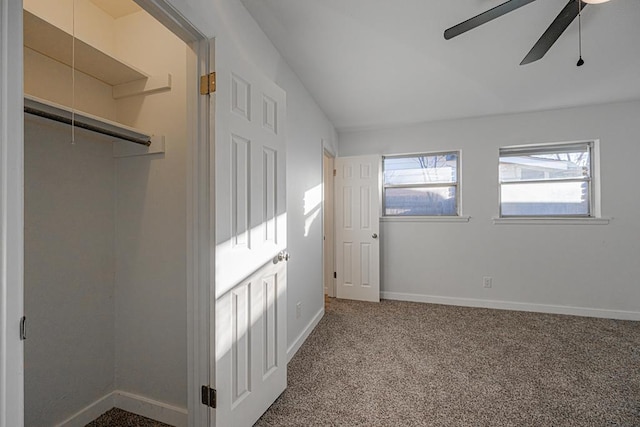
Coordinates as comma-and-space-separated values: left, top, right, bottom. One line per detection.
213, 39, 287, 427
335, 156, 380, 302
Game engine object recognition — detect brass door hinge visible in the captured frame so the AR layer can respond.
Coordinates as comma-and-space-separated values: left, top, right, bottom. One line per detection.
333, 169, 337, 177
200, 72, 216, 95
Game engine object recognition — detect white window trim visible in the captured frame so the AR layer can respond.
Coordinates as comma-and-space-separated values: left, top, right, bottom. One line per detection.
497, 140, 603, 221
381, 215, 470, 223
492, 217, 610, 225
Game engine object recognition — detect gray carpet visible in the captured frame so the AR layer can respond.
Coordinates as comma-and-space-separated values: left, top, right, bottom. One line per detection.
255, 298, 640, 426
86, 408, 173, 427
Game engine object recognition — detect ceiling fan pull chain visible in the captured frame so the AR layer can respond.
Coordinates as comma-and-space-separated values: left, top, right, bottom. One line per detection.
577, 0, 585, 66
71, 0, 77, 143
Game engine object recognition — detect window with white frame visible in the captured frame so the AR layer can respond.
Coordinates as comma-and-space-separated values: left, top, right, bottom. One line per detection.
499, 142, 594, 217
383, 152, 459, 216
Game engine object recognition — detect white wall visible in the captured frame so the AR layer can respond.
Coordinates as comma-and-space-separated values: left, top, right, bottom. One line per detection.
280, 71, 337, 350
163, 0, 338, 350
24, 117, 116, 426
338, 101, 640, 319
113, 10, 188, 408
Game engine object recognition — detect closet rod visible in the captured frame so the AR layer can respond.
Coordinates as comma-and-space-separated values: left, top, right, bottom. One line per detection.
24, 96, 152, 146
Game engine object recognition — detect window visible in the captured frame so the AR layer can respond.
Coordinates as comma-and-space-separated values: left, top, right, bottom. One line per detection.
383, 152, 459, 216
499, 142, 593, 217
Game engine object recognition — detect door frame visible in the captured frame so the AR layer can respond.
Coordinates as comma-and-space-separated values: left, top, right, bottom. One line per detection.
322, 141, 336, 298
1, 1, 25, 425
0, 1, 214, 425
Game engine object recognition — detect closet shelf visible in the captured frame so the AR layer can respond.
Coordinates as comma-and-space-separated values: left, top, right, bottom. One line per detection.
24, 95, 153, 146
23, 9, 149, 86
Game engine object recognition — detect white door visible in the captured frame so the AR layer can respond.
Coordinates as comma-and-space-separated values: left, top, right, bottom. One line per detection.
212, 39, 288, 427
335, 156, 380, 302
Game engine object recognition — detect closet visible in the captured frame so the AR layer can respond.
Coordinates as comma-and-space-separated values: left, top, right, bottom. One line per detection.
23, 0, 189, 425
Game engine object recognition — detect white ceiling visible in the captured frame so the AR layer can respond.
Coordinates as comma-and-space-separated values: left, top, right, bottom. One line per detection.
240, 0, 640, 131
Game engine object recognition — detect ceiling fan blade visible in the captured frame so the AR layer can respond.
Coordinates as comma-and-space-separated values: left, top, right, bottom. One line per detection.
444, 0, 538, 40
520, 0, 587, 65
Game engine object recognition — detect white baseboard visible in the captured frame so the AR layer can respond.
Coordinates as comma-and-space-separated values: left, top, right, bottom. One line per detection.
56, 390, 188, 427
287, 307, 324, 362
56, 393, 115, 427
115, 391, 188, 427
381, 291, 640, 321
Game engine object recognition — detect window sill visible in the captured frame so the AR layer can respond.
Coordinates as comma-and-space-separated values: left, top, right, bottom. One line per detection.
381, 216, 470, 223
492, 217, 611, 225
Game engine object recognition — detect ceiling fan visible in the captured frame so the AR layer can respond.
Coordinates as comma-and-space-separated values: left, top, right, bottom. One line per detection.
444, 0, 611, 65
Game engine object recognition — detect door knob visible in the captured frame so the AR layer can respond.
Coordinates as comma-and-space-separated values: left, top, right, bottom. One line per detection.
372, 233, 378, 239
277, 251, 291, 262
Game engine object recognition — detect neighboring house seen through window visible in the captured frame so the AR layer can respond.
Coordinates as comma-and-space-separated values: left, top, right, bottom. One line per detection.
499, 142, 594, 217
383, 152, 459, 216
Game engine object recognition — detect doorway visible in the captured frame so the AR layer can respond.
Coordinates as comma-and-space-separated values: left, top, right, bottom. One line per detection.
22, 0, 208, 425
323, 150, 335, 299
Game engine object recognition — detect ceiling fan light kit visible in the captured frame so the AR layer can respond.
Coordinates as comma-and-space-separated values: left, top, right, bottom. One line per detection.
444, 0, 612, 66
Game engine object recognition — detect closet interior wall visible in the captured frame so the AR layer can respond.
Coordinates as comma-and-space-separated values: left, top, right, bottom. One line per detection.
23, 0, 189, 425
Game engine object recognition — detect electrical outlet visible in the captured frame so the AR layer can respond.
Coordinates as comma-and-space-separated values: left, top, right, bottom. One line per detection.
296, 302, 302, 319
483, 277, 492, 288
